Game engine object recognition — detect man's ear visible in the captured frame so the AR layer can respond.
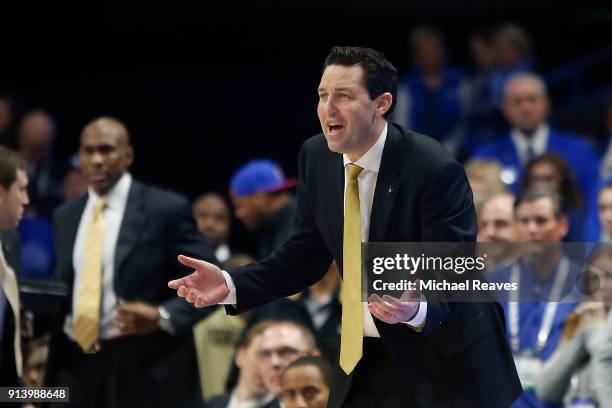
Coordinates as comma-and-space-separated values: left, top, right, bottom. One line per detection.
560, 215, 569, 240
0, 185, 7, 205
125, 146, 134, 168
375, 93, 393, 117
235, 347, 245, 368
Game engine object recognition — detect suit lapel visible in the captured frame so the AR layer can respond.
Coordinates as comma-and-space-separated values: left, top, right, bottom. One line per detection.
114, 181, 146, 281
369, 125, 405, 243
327, 152, 345, 265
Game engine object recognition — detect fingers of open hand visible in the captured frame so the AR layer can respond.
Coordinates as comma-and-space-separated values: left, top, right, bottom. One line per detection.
177, 254, 204, 269
177, 285, 188, 297
368, 295, 398, 323
369, 293, 419, 323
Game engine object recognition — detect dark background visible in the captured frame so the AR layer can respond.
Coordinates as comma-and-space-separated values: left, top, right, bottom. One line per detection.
3, 1, 612, 251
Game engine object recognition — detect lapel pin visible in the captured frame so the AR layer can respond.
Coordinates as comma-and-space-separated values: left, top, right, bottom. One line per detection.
387, 185, 394, 194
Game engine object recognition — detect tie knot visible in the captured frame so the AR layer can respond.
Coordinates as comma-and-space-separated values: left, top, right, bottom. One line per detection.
347, 164, 363, 181
94, 198, 106, 216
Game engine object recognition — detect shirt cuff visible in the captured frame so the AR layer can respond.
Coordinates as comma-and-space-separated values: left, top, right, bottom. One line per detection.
402, 297, 427, 332
220, 270, 237, 305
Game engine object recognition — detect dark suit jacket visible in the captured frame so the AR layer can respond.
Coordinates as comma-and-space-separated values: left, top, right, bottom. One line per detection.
472, 128, 599, 200
0, 230, 21, 387
46, 179, 217, 406
227, 123, 522, 407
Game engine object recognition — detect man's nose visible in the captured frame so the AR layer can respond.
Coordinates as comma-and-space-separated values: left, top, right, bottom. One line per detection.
484, 223, 496, 239
527, 220, 538, 234
323, 99, 339, 115
295, 394, 308, 408
91, 151, 104, 164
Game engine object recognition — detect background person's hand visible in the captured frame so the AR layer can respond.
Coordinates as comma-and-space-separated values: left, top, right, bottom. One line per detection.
114, 300, 160, 336
168, 255, 230, 307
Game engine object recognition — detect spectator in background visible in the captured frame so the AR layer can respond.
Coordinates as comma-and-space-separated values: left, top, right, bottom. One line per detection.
461, 29, 508, 156
194, 253, 253, 401
23, 334, 49, 388
0, 146, 29, 386
193, 192, 232, 264
0, 95, 19, 148
535, 244, 612, 407
295, 262, 341, 363
476, 192, 518, 269
518, 154, 586, 241
207, 321, 275, 408
281, 356, 333, 408
597, 182, 612, 242
62, 154, 87, 202
394, 26, 468, 153
488, 23, 534, 108
490, 189, 580, 408
45, 116, 217, 407
472, 73, 599, 201
597, 102, 612, 175
476, 192, 517, 243
17, 110, 65, 218
230, 159, 297, 259
465, 159, 506, 207
256, 320, 320, 406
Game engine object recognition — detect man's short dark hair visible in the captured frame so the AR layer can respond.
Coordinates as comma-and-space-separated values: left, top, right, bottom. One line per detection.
324, 46, 398, 119
514, 188, 566, 219
0, 146, 26, 190
283, 356, 333, 387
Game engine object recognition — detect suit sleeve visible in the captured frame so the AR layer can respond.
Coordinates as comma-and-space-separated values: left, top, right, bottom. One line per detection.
160, 194, 219, 335
226, 143, 334, 314
418, 161, 478, 335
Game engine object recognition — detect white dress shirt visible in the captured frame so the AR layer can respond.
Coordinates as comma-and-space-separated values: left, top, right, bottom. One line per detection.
511, 124, 549, 165
223, 123, 427, 335
65, 173, 132, 340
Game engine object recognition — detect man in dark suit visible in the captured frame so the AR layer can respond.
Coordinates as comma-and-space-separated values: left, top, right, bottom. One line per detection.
170, 46, 522, 407
0, 146, 29, 386
45, 117, 217, 407
471, 73, 599, 199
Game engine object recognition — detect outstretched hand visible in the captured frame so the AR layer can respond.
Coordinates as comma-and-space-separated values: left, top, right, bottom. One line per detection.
168, 255, 230, 308
367, 280, 421, 324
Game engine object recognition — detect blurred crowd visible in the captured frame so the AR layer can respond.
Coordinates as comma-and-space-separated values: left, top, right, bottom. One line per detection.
0, 21, 611, 408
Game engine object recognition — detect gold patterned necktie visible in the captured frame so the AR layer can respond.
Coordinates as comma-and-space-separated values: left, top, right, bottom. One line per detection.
0, 244, 22, 377
340, 163, 364, 374
74, 197, 106, 352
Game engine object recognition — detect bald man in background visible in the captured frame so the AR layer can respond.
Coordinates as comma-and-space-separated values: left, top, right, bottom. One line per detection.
45, 117, 217, 407
477, 192, 517, 243
17, 110, 65, 217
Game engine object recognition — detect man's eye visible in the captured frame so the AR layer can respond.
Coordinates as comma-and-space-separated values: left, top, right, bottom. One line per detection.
99, 146, 115, 154
303, 387, 319, 399
339, 94, 351, 100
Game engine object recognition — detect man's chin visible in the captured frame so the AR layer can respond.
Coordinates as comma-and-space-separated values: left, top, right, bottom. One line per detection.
325, 139, 345, 154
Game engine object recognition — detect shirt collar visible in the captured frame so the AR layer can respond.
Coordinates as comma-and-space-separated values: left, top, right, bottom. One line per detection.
511, 123, 549, 163
342, 122, 388, 174
87, 172, 132, 211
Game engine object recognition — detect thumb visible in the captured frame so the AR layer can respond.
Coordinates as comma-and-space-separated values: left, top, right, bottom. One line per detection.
400, 279, 421, 301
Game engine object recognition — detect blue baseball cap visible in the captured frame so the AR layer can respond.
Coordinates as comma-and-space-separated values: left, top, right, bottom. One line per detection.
230, 159, 298, 198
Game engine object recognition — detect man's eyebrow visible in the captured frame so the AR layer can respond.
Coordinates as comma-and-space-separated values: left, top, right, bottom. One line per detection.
318, 86, 355, 93
82, 143, 115, 149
